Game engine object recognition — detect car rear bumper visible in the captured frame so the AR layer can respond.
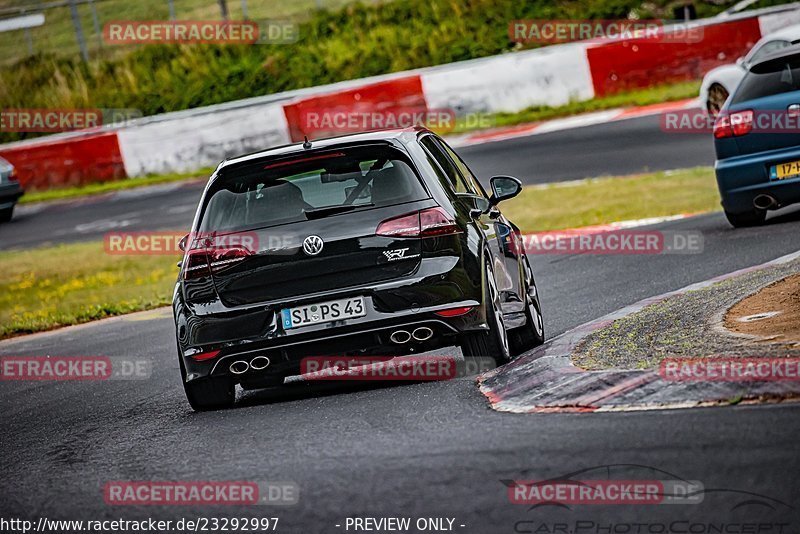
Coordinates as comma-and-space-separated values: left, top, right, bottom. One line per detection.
716, 146, 800, 213
175, 256, 486, 382
180, 308, 483, 383
0, 181, 24, 209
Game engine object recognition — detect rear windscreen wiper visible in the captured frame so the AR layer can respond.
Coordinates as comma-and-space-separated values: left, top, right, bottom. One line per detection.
304, 204, 374, 220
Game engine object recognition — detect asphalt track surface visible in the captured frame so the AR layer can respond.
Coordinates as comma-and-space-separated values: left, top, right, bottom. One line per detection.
2, 209, 800, 531
0, 114, 714, 251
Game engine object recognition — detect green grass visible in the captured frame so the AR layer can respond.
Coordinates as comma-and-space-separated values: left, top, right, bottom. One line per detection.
5, 0, 787, 65
0, 165, 722, 339
446, 81, 701, 135
501, 166, 720, 231
20, 167, 214, 204
0, 0, 383, 65
0, 241, 178, 339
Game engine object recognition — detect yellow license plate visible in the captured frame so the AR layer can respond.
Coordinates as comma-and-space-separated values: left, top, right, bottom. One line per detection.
771, 160, 800, 180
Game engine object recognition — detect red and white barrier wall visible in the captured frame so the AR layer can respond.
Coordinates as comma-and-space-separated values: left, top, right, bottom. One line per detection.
421, 43, 594, 115
0, 131, 126, 190
2, 5, 799, 188
116, 100, 291, 176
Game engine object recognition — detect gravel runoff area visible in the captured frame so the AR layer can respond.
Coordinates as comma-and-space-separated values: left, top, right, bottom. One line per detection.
572, 257, 800, 371
479, 252, 800, 412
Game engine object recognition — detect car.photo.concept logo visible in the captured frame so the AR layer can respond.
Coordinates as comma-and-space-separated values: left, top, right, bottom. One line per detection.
506, 465, 794, 533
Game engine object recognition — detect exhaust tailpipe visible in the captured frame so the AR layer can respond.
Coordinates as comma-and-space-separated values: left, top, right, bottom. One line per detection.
753, 194, 778, 210
390, 330, 412, 344
412, 327, 434, 341
250, 356, 271, 370
229, 360, 249, 375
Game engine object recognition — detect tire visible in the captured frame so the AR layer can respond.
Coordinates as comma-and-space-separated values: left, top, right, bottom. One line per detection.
724, 208, 766, 228
178, 345, 235, 411
460, 259, 511, 366
0, 206, 13, 223
510, 256, 545, 356
706, 83, 729, 118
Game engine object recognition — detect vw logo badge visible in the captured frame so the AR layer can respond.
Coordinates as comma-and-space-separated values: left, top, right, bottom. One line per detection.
302, 235, 324, 256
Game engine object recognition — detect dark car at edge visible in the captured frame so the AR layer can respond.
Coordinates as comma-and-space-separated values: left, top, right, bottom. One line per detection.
173, 127, 544, 410
0, 156, 24, 223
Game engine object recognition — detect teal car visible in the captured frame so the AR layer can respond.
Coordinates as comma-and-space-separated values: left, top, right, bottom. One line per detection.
714, 45, 800, 227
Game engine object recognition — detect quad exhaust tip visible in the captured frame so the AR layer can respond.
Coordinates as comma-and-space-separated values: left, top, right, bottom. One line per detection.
412, 327, 434, 341
753, 194, 778, 210
250, 355, 271, 370
390, 328, 434, 343
229, 360, 249, 375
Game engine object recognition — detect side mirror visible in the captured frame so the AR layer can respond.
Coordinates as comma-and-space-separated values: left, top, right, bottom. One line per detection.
178, 233, 189, 252
735, 56, 744, 67
489, 175, 522, 206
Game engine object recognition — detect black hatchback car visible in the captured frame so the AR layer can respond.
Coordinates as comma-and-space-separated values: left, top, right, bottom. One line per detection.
174, 127, 544, 410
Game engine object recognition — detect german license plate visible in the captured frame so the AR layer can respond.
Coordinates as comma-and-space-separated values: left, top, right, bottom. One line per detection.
281, 296, 365, 329
770, 160, 800, 180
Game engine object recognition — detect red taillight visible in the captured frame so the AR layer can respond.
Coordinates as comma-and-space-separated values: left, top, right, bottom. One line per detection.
191, 349, 221, 362
182, 245, 253, 280
209, 246, 253, 268
713, 115, 731, 139
714, 110, 753, 139
376, 212, 421, 237
434, 306, 475, 317
182, 248, 212, 280
419, 207, 460, 237
731, 110, 753, 136
376, 207, 460, 238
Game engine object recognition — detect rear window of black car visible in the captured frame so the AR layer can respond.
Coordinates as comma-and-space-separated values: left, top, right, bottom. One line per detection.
199, 145, 428, 232
731, 55, 800, 105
